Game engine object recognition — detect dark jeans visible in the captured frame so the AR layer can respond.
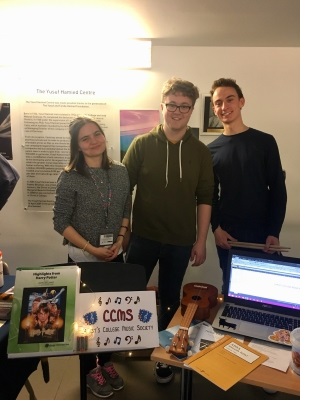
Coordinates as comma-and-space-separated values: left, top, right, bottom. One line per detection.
125, 234, 192, 331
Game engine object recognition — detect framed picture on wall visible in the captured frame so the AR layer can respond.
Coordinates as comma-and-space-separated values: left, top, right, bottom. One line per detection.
201, 95, 223, 135
120, 109, 160, 161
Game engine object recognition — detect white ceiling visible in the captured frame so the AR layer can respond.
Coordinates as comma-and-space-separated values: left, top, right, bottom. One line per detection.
0, 1, 300, 49
121, 0, 300, 47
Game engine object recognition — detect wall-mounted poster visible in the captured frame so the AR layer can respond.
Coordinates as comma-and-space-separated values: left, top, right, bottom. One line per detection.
21, 93, 111, 211
201, 95, 223, 135
0, 102, 13, 159
120, 110, 160, 161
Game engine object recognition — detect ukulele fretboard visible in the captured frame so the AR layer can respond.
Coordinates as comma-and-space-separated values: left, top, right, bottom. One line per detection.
179, 302, 198, 330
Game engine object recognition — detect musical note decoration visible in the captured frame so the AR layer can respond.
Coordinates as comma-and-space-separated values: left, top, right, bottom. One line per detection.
125, 335, 133, 344
135, 335, 141, 344
114, 336, 121, 345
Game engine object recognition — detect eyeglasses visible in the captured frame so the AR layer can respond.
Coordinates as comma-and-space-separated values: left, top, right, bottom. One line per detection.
164, 103, 192, 113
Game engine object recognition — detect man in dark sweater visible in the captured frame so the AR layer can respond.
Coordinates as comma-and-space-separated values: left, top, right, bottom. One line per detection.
207, 78, 287, 293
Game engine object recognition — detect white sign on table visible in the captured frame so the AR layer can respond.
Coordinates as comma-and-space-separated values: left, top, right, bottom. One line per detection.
75, 290, 159, 353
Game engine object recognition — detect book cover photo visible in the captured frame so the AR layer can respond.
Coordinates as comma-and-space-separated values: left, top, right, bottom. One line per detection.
7, 265, 80, 358
17, 286, 67, 344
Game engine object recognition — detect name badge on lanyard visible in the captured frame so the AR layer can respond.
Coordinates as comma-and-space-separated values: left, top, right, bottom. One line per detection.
99, 233, 114, 247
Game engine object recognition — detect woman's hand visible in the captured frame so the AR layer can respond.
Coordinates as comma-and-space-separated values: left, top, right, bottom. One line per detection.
91, 246, 120, 261
104, 242, 123, 261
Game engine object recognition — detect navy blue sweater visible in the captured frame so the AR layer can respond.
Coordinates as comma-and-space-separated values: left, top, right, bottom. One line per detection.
207, 128, 287, 238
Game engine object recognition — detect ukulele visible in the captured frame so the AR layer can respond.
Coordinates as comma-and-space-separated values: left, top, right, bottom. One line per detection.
168, 282, 218, 359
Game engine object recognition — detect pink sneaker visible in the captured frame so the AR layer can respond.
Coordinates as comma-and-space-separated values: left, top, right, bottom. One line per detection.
86, 366, 114, 398
102, 362, 124, 391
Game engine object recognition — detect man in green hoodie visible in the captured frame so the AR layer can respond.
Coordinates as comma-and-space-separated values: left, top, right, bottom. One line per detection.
122, 77, 214, 384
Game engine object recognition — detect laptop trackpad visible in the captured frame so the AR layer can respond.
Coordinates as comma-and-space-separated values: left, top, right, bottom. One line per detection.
219, 318, 270, 338
238, 321, 270, 338
219, 319, 292, 346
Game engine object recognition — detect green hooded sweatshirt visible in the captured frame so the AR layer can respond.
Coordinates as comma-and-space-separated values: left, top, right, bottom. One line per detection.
122, 125, 214, 245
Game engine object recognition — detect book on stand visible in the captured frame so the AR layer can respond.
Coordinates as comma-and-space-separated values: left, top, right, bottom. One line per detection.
7, 265, 81, 358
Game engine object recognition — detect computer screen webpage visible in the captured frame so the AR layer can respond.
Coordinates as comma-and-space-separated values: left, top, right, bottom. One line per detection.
228, 254, 300, 310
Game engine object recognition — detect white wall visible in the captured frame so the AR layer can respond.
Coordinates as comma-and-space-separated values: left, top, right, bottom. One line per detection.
0, 46, 300, 292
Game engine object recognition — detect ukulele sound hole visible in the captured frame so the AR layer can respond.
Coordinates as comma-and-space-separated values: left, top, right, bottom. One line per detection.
191, 295, 201, 301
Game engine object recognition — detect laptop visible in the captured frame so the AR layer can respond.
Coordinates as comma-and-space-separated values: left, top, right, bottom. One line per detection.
212, 249, 300, 346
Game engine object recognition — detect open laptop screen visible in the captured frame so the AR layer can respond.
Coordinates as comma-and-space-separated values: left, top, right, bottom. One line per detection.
227, 250, 300, 311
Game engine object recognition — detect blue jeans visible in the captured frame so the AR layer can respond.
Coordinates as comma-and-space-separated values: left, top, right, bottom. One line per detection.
125, 234, 192, 331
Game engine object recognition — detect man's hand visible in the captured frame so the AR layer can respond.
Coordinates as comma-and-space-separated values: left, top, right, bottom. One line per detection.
264, 235, 280, 253
213, 226, 237, 249
190, 241, 206, 266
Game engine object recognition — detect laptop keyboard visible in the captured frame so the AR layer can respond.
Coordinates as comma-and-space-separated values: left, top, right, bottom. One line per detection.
222, 305, 300, 331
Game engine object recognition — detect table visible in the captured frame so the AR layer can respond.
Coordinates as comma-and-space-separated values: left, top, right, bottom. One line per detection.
150, 299, 300, 399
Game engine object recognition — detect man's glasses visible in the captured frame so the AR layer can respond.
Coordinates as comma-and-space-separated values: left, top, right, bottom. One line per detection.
164, 103, 192, 113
